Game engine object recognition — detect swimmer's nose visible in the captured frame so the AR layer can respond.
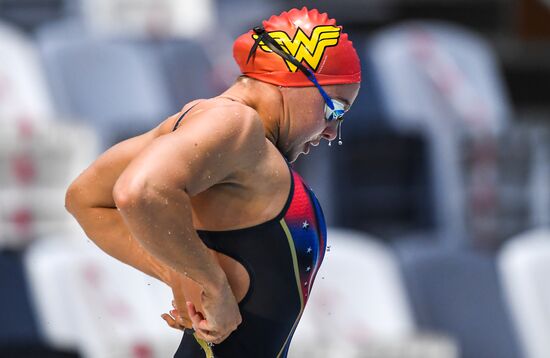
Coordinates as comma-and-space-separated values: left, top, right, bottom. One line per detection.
321, 124, 338, 142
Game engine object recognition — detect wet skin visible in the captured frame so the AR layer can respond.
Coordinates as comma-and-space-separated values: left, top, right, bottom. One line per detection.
65, 77, 360, 343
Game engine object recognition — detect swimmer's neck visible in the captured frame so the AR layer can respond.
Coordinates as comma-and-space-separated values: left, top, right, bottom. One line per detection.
219, 77, 286, 148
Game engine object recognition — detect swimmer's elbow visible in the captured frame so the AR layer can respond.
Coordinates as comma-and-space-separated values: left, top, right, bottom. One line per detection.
112, 175, 144, 210
113, 173, 179, 211
65, 180, 85, 215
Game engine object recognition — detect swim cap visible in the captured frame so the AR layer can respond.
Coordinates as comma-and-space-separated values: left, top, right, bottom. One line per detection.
233, 7, 361, 87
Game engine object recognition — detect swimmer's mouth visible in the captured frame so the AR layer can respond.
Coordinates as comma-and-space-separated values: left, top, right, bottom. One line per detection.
304, 139, 320, 153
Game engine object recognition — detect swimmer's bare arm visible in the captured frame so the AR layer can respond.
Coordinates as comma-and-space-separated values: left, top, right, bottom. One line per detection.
112, 104, 265, 343
65, 113, 182, 283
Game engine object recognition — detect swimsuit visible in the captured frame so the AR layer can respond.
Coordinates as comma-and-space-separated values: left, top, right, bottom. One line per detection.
172, 105, 327, 358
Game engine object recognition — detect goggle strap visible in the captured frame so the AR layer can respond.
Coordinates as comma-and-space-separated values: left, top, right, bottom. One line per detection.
246, 29, 264, 64
249, 27, 305, 72
310, 76, 334, 110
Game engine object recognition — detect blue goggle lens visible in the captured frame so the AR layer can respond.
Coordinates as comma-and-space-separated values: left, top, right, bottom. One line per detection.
324, 99, 347, 121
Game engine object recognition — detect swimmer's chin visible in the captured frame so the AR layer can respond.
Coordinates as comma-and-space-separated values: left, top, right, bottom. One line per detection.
282, 151, 299, 163
280, 144, 310, 163
287, 150, 310, 163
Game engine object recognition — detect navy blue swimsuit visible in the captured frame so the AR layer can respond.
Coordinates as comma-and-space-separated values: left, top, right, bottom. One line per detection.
172, 107, 327, 358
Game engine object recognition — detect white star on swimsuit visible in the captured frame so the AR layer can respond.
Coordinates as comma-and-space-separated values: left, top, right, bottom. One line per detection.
307, 247, 312, 253
306, 266, 311, 272
302, 221, 309, 229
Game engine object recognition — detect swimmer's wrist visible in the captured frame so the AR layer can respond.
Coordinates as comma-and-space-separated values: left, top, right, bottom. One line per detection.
201, 268, 231, 299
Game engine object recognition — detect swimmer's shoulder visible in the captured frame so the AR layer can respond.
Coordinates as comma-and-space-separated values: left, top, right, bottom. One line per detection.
156, 99, 205, 135
201, 99, 267, 164
167, 98, 265, 145
158, 98, 262, 134
155, 99, 266, 169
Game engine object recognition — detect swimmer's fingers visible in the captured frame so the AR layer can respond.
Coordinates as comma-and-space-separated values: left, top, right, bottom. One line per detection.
187, 301, 207, 329
170, 309, 188, 327
191, 323, 228, 345
187, 302, 229, 344
187, 302, 214, 335
161, 304, 191, 331
168, 299, 192, 327
161, 313, 184, 331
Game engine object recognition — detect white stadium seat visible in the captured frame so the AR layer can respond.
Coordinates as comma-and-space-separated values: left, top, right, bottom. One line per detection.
498, 229, 550, 358
289, 228, 458, 358
25, 235, 183, 358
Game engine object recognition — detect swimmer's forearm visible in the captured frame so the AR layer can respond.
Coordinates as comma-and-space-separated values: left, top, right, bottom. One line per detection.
66, 203, 171, 283
113, 185, 227, 295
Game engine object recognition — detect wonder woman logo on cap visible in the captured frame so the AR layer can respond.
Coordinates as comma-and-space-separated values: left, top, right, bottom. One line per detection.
251, 25, 341, 73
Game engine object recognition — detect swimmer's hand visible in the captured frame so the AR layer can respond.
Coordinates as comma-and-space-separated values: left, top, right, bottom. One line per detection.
162, 270, 196, 330
161, 300, 188, 331
191, 281, 242, 344
162, 271, 242, 343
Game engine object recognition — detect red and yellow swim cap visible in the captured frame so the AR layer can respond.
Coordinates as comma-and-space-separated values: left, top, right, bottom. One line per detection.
233, 7, 361, 87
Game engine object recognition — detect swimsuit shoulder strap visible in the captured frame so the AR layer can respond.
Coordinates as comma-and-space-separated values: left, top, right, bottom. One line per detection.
172, 103, 200, 132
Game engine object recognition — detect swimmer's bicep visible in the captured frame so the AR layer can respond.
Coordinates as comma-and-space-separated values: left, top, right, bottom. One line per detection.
67, 114, 180, 208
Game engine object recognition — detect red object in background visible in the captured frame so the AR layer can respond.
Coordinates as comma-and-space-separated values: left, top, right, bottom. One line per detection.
11, 152, 36, 184
132, 343, 153, 358
17, 118, 34, 138
82, 264, 102, 289
10, 208, 33, 236
105, 299, 131, 319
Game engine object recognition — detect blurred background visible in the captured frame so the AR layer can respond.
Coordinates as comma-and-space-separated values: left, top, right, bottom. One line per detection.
1, 0, 549, 357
